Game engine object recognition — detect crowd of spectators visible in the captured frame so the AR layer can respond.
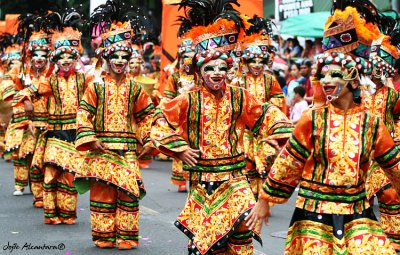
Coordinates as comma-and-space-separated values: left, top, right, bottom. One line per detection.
271, 36, 323, 120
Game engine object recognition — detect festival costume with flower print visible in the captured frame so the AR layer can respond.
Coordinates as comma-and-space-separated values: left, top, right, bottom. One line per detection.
258, 2, 400, 254
237, 18, 290, 201
261, 104, 400, 254
158, 36, 197, 188
27, 11, 87, 223
36, 71, 87, 223
9, 23, 53, 204
75, 0, 155, 249
0, 43, 34, 194
152, 1, 289, 253
240, 72, 288, 198
364, 31, 400, 249
152, 85, 293, 254
74, 74, 154, 247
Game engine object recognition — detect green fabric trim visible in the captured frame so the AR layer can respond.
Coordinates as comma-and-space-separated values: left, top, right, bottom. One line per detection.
262, 182, 292, 199
57, 182, 77, 192
90, 200, 117, 209
48, 117, 76, 125
116, 199, 139, 207
80, 100, 96, 114
288, 136, 310, 159
299, 187, 366, 203
183, 160, 246, 172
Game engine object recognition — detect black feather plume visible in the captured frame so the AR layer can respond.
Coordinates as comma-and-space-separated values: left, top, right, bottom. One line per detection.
0, 33, 14, 54
42, 7, 85, 34
90, 0, 151, 46
332, 0, 381, 25
174, 0, 244, 32
246, 15, 273, 38
90, 0, 141, 36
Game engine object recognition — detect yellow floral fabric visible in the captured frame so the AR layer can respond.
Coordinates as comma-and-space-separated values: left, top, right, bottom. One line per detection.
152, 85, 293, 182
286, 213, 396, 255
176, 176, 260, 255
261, 103, 400, 214
75, 75, 154, 151
43, 138, 83, 174
36, 72, 89, 131
152, 85, 293, 253
75, 150, 145, 199
364, 86, 400, 197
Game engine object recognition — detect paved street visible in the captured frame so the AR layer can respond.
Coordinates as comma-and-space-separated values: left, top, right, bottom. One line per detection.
0, 158, 306, 255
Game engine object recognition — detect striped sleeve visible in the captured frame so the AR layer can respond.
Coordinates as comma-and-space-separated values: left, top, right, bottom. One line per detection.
75, 82, 97, 151
150, 94, 189, 157
259, 111, 312, 204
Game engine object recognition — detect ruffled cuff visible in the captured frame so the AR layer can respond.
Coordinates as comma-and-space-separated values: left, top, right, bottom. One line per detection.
75, 130, 97, 151
259, 177, 293, 204
11, 88, 33, 107
151, 133, 189, 158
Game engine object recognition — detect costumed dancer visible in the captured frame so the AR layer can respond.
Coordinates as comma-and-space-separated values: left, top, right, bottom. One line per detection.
239, 16, 289, 202
247, 1, 400, 254
157, 17, 197, 192
364, 21, 400, 250
1, 35, 28, 195
74, 0, 155, 249
150, 1, 293, 254
128, 45, 156, 169
6, 13, 51, 207
28, 9, 88, 225
0, 34, 14, 158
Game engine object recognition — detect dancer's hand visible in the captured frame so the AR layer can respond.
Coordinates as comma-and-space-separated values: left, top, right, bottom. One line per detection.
28, 122, 35, 136
177, 148, 200, 167
138, 147, 153, 159
24, 100, 34, 116
90, 140, 106, 152
245, 199, 270, 230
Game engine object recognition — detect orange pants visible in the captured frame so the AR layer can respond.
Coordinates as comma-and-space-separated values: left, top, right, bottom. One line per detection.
90, 181, 140, 247
43, 165, 77, 221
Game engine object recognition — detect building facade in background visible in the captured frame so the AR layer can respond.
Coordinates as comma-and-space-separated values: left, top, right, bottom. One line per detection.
264, 0, 393, 20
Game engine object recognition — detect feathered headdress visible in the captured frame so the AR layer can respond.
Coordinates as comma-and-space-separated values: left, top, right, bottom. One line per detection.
175, 8, 195, 56
17, 12, 52, 60
369, 11, 400, 78
314, 0, 383, 105
0, 33, 15, 62
131, 44, 143, 61
323, 0, 381, 57
241, 15, 274, 62
1, 33, 23, 64
90, 0, 146, 58
173, 0, 245, 68
246, 15, 273, 38
44, 8, 84, 62
319, 0, 382, 75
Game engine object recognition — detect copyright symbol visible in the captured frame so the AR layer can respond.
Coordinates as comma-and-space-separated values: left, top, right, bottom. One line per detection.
58, 243, 65, 250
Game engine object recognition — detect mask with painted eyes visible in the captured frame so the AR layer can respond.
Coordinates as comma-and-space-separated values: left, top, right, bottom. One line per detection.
200, 59, 228, 91
31, 50, 48, 71
246, 57, 266, 76
56, 53, 76, 73
226, 66, 238, 82
109, 51, 130, 74
320, 64, 359, 101
129, 56, 141, 76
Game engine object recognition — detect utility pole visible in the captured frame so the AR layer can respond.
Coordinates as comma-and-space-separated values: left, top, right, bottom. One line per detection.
393, 0, 399, 11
